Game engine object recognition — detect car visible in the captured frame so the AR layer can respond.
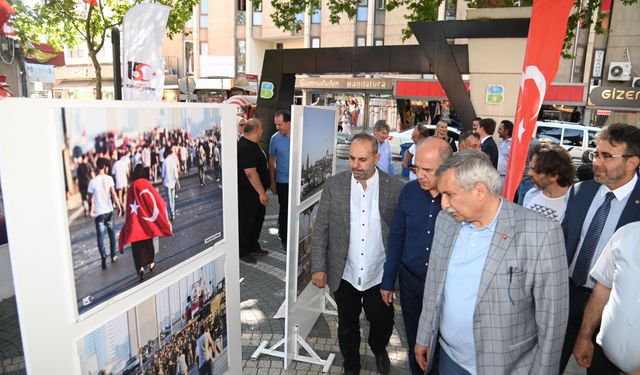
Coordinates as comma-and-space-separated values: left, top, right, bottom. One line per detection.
534, 120, 601, 164
336, 133, 352, 159
388, 125, 461, 156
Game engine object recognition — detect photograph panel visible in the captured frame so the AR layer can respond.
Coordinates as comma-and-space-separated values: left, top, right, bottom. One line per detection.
299, 107, 336, 204
77, 255, 228, 375
296, 202, 319, 296
61, 105, 225, 314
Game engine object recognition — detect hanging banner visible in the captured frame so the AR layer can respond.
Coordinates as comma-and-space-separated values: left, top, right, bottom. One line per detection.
502, 0, 575, 200
122, 3, 171, 101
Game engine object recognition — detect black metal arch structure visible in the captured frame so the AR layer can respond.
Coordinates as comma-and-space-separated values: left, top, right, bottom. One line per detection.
254, 18, 529, 146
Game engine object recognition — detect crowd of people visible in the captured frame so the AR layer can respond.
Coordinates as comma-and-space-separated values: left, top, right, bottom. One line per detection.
306, 119, 640, 375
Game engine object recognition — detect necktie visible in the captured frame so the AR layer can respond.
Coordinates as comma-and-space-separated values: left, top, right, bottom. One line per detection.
572, 192, 615, 287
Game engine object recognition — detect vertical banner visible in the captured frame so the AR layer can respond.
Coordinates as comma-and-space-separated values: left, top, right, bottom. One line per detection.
502, 0, 575, 200
122, 4, 171, 101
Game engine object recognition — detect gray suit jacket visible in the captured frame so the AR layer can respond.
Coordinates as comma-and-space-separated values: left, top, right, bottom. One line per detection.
311, 169, 404, 292
416, 200, 569, 374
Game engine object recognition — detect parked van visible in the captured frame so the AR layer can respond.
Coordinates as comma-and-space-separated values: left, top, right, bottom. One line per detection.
534, 121, 602, 164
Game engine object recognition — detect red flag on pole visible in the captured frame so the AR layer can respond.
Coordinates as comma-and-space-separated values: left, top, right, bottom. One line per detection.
502, 0, 575, 200
82, 0, 98, 7
118, 178, 172, 251
0, 0, 15, 29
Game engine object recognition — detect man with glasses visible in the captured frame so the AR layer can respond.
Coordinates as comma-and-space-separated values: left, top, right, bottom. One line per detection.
560, 123, 640, 373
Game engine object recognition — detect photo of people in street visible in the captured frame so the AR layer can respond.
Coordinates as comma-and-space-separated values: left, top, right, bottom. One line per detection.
77, 254, 228, 375
296, 202, 319, 296
299, 107, 336, 204
61, 105, 225, 314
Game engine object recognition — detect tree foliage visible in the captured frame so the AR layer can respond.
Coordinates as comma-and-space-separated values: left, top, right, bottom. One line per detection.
257, 0, 636, 59
8, 0, 198, 99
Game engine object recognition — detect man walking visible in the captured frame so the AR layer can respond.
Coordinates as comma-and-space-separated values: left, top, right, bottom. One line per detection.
496, 120, 513, 184
238, 119, 270, 264
311, 133, 404, 375
162, 145, 180, 221
381, 137, 451, 375
373, 120, 396, 175
415, 150, 568, 374
88, 157, 123, 270
269, 110, 291, 252
478, 118, 499, 168
196, 324, 215, 375
560, 123, 640, 372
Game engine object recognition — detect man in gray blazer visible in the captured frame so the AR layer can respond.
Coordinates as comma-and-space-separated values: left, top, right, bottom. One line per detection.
415, 150, 569, 375
311, 133, 404, 375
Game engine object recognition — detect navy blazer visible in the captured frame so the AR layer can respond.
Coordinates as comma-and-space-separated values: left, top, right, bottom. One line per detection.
561, 177, 640, 264
482, 136, 499, 168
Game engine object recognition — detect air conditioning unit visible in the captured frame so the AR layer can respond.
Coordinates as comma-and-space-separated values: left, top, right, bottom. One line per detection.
632, 77, 640, 88
608, 62, 632, 81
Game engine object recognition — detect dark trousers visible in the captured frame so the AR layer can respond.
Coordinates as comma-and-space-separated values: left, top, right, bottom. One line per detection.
276, 183, 289, 246
333, 280, 394, 372
94, 212, 116, 260
238, 193, 265, 258
398, 265, 426, 375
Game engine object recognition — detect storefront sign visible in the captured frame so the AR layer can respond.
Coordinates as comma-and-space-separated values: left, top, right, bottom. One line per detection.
589, 86, 640, 108
592, 50, 605, 78
486, 84, 505, 104
260, 81, 274, 99
296, 77, 392, 90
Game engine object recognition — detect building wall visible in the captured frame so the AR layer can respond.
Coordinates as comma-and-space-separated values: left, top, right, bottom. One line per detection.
602, 0, 640, 85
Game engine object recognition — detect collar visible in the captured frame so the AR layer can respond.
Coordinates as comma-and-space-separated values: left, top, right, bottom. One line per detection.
352, 168, 379, 187
481, 135, 492, 143
598, 173, 638, 201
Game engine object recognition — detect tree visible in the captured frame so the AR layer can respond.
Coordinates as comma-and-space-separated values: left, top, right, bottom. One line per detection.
8, 0, 198, 99
256, 0, 636, 60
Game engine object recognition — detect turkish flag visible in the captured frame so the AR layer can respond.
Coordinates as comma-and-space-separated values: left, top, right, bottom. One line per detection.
118, 178, 172, 251
0, 0, 15, 29
502, 0, 575, 200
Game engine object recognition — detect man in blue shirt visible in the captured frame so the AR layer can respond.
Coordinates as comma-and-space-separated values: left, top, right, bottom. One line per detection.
381, 137, 452, 375
373, 120, 395, 175
269, 110, 291, 252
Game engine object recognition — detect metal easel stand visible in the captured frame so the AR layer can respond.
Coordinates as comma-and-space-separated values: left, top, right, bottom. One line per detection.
321, 290, 338, 316
250, 326, 336, 373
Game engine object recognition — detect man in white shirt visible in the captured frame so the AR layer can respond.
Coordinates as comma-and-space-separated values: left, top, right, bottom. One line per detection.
496, 120, 513, 184
162, 145, 180, 221
111, 150, 130, 206
574, 222, 640, 374
522, 142, 575, 222
88, 157, 123, 270
196, 324, 215, 375
311, 133, 404, 375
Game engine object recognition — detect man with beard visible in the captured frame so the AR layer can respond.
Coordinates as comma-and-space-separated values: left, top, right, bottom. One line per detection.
522, 143, 575, 222
560, 123, 640, 373
311, 133, 404, 375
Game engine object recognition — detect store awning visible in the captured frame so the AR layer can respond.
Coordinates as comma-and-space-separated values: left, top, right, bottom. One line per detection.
543, 84, 587, 105
395, 80, 470, 100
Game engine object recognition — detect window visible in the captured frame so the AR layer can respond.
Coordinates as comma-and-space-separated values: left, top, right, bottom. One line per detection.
588, 130, 598, 148
68, 44, 86, 59
357, 0, 368, 21
311, 8, 321, 24
238, 0, 246, 11
374, 39, 383, 46
200, 42, 208, 55
356, 37, 366, 47
444, 0, 457, 20
295, 12, 305, 24
237, 40, 246, 75
276, 43, 284, 49
311, 38, 320, 48
200, 15, 208, 27
563, 128, 583, 147
253, 10, 263, 25
535, 126, 562, 144
201, 1, 208, 14
375, 0, 385, 10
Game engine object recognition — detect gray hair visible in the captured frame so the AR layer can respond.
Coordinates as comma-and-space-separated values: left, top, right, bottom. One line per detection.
373, 120, 390, 132
435, 150, 501, 194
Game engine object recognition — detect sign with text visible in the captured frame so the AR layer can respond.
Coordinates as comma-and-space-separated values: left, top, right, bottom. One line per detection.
589, 86, 640, 108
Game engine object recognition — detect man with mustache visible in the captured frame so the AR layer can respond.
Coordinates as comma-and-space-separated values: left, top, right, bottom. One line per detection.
560, 123, 640, 373
415, 150, 568, 374
311, 133, 404, 375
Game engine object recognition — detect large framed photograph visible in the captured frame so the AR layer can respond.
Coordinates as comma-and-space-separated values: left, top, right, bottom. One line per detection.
77, 254, 228, 375
299, 107, 336, 204
62, 105, 224, 314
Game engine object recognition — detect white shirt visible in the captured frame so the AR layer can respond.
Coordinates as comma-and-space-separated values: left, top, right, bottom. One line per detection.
343, 170, 386, 291
88, 174, 115, 216
112, 157, 129, 189
162, 154, 180, 189
523, 187, 569, 222
569, 174, 637, 288
497, 137, 511, 176
590, 222, 640, 373
141, 148, 151, 167
408, 143, 417, 181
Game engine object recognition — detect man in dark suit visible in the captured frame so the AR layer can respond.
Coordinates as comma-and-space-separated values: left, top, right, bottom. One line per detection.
311, 133, 404, 375
560, 123, 640, 374
478, 118, 499, 168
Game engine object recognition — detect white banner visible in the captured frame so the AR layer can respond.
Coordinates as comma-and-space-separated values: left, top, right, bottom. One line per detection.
122, 3, 171, 101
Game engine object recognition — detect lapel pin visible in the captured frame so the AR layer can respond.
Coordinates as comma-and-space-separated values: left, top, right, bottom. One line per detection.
635, 199, 640, 205
502, 234, 508, 241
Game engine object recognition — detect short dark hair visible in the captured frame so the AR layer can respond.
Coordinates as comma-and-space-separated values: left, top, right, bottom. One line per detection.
274, 110, 291, 123
373, 120, 390, 132
597, 123, 640, 157
96, 157, 110, 170
479, 118, 496, 135
500, 120, 514, 137
531, 143, 575, 187
416, 124, 430, 138
351, 133, 378, 155
244, 118, 263, 134
459, 130, 480, 143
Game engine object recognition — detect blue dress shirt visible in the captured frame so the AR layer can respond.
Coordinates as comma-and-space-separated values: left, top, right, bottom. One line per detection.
376, 139, 395, 175
381, 180, 441, 291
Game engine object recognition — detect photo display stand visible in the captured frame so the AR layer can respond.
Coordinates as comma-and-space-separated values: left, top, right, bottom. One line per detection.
0, 99, 242, 375
251, 106, 338, 372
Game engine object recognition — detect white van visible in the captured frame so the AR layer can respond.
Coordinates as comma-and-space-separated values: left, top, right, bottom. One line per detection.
534, 121, 602, 163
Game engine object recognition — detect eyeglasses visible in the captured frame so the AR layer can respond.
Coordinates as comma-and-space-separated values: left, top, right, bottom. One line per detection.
588, 151, 635, 162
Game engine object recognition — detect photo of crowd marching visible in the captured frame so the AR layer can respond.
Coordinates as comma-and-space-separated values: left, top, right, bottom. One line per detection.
77, 255, 228, 375
61, 106, 225, 314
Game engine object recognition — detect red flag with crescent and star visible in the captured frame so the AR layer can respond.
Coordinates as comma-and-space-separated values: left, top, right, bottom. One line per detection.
502, 0, 575, 201
118, 178, 172, 251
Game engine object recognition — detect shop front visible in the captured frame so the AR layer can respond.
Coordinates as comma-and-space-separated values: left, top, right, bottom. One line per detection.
587, 86, 640, 127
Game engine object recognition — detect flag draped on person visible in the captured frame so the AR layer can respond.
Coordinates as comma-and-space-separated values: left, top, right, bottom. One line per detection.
121, 3, 170, 101
502, 0, 575, 200
118, 178, 172, 252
